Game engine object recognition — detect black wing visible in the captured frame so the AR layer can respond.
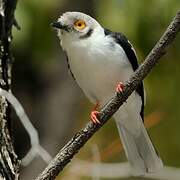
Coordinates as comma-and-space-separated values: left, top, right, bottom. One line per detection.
104, 28, 144, 120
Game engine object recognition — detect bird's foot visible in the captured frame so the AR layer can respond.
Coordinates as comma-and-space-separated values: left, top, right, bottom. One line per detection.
90, 102, 101, 124
90, 111, 101, 124
116, 82, 124, 93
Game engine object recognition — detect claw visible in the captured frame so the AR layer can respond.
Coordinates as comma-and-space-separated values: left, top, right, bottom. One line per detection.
90, 111, 101, 124
90, 102, 101, 124
116, 82, 124, 93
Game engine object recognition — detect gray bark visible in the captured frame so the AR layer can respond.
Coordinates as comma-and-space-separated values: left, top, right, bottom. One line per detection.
0, 0, 19, 179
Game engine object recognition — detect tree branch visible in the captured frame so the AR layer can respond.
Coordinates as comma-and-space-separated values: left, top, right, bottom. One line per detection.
0, 0, 19, 179
36, 10, 180, 180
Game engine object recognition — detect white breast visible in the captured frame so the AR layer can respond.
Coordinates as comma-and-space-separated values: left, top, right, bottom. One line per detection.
62, 33, 134, 105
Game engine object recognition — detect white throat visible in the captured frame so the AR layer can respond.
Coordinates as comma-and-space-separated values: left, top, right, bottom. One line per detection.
60, 25, 104, 52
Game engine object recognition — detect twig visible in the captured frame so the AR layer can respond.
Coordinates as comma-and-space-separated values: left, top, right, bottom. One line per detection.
0, 88, 52, 166
36, 10, 180, 180
68, 160, 180, 180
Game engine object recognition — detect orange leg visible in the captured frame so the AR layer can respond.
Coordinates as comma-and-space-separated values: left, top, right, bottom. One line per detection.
116, 82, 124, 93
90, 102, 101, 124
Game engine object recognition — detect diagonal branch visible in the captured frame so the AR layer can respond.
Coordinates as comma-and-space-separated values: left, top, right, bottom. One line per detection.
36, 10, 180, 180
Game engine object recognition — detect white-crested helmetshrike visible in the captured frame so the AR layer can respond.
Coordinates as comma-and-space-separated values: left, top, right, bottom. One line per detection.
51, 12, 163, 176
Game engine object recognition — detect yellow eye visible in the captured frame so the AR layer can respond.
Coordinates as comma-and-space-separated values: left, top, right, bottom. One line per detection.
74, 20, 86, 30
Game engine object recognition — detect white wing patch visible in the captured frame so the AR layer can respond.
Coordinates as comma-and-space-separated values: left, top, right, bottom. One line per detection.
128, 40, 138, 57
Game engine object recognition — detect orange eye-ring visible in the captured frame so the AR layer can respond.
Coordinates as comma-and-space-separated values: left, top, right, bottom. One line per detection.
74, 20, 86, 30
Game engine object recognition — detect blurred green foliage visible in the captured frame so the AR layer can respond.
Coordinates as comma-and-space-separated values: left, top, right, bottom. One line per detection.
12, 0, 180, 179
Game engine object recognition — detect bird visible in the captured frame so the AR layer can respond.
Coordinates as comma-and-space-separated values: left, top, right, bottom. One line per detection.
51, 11, 163, 176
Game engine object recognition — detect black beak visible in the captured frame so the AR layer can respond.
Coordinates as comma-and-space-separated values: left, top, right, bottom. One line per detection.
51, 21, 69, 31
51, 21, 63, 29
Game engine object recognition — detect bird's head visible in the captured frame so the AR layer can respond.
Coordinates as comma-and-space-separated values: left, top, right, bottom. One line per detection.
51, 12, 102, 48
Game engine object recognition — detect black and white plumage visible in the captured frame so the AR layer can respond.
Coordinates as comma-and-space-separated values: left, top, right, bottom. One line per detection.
52, 11, 163, 175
